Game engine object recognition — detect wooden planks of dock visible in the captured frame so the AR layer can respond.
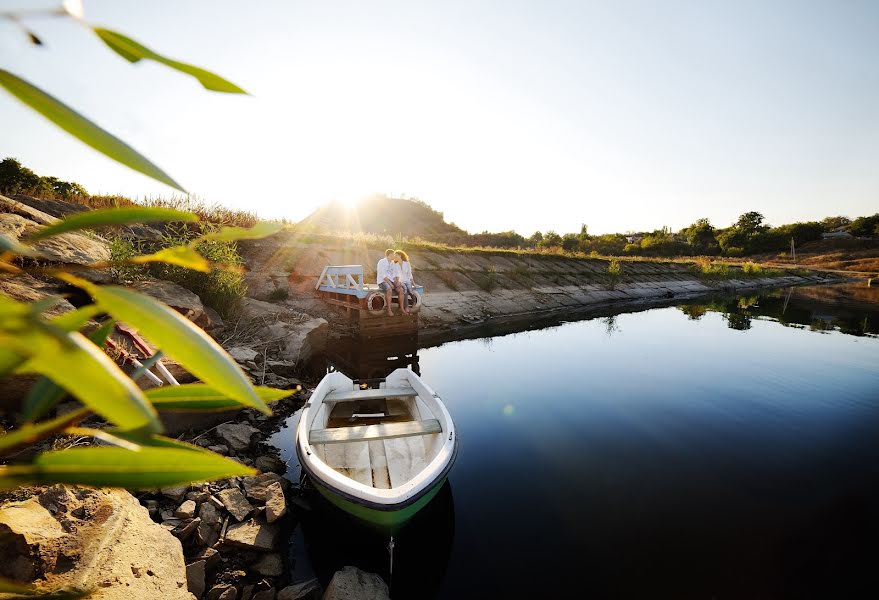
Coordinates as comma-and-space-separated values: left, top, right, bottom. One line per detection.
350, 308, 418, 338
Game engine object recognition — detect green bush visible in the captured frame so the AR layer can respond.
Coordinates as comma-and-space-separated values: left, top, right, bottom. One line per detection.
476, 265, 498, 292
607, 258, 621, 289
266, 287, 289, 302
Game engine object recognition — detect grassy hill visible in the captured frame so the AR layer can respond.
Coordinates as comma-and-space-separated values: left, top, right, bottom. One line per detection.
298, 195, 466, 239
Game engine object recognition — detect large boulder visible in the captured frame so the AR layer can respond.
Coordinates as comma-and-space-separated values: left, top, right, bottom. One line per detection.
238, 298, 327, 365
0, 195, 110, 265
322, 566, 390, 600
0, 486, 191, 598
8, 194, 91, 219
215, 423, 259, 453
132, 280, 210, 327
223, 517, 279, 552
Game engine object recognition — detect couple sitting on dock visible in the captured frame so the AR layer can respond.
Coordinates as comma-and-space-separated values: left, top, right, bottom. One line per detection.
377, 249, 416, 316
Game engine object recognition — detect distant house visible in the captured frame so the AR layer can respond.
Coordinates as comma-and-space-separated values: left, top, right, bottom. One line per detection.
821, 231, 853, 240
625, 235, 643, 244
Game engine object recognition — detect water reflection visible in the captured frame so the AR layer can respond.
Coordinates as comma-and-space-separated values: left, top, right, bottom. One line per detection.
678, 282, 879, 336
298, 481, 455, 599
312, 333, 420, 382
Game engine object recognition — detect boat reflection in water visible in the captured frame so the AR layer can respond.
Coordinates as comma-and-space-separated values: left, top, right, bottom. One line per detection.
297, 479, 455, 599
294, 332, 455, 598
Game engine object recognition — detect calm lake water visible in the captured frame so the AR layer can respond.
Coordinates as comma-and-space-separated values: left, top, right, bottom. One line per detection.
272, 283, 879, 598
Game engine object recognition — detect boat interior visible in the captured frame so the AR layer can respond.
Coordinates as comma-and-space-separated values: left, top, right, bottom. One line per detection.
308, 386, 444, 489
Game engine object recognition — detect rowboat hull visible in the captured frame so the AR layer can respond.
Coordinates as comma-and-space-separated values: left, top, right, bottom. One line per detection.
295, 368, 457, 530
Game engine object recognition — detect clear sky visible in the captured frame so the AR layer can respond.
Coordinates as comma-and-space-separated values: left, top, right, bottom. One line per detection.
1, 0, 877, 235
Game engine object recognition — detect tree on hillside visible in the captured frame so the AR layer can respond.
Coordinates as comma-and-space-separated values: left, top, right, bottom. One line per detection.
849, 214, 879, 237
681, 218, 717, 254
528, 231, 544, 247
821, 215, 851, 231
539, 230, 562, 248
0, 157, 88, 198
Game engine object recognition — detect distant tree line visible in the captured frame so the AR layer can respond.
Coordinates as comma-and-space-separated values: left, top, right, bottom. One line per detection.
454, 211, 878, 257
0, 157, 88, 199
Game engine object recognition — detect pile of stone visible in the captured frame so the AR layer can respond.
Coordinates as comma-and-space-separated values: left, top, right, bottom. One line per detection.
142, 472, 318, 600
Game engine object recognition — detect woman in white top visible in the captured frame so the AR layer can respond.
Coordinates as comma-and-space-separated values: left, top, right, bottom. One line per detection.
395, 249, 415, 315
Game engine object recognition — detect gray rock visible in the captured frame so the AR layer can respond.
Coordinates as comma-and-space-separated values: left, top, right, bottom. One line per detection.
207, 583, 238, 600
228, 346, 259, 362
132, 279, 209, 327
199, 501, 223, 527
175, 499, 197, 519
0, 209, 110, 265
186, 559, 206, 599
323, 566, 390, 600
208, 444, 230, 455
217, 487, 254, 522
251, 552, 283, 577
204, 305, 225, 331
254, 455, 287, 474
277, 579, 321, 600
242, 473, 288, 503
216, 423, 260, 452
191, 546, 221, 569
161, 485, 190, 503
240, 584, 255, 600
252, 589, 276, 600
187, 490, 211, 503
264, 482, 287, 524
224, 517, 279, 551
174, 517, 200, 540
264, 360, 299, 378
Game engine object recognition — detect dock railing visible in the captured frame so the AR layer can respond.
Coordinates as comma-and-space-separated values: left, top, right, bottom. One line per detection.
315, 265, 368, 298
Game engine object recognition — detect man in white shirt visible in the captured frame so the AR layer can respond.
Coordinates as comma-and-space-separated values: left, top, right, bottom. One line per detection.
376, 249, 396, 316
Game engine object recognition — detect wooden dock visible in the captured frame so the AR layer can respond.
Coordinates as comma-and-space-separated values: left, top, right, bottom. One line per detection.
316, 264, 421, 339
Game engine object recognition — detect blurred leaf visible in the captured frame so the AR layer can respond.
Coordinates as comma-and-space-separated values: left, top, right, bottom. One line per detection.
198, 222, 283, 242
21, 377, 68, 424
50, 305, 101, 331
93, 28, 248, 94
130, 245, 210, 272
0, 408, 89, 456
0, 69, 185, 192
80, 284, 270, 414
0, 232, 41, 257
63, 427, 142, 451
19, 328, 161, 433
0, 349, 25, 378
103, 431, 221, 453
23, 318, 116, 422
27, 207, 196, 241
146, 383, 294, 411
0, 446, 255, 489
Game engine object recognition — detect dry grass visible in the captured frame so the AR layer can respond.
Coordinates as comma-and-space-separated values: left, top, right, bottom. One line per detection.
43, 193, 260, 228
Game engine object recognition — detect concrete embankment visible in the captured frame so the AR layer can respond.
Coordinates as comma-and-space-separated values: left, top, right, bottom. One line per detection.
239, 232, 846, 335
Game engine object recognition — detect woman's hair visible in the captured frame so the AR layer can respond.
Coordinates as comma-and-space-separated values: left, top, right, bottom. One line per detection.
396, 249, 410, 262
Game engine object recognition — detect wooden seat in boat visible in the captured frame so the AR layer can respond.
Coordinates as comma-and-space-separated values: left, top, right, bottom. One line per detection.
308, 419, 442, 445
323, 387, 417, 402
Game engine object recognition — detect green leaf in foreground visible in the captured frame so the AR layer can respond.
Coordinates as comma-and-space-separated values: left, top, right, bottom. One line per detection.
23, 319, 116, 422
78, 283, 270, 414
198, 221, 284, 242
93, 28, 248, 94
146, 383, 295, 411
130, 245, 210, 272
19, 328, 161, 434
0, 446, 255, 489
0, 407, 90, 456
27, 207, 197, 241
0, 69, 184, 192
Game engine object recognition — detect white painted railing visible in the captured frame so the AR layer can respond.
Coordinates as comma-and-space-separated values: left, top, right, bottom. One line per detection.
315, 265, 365, 292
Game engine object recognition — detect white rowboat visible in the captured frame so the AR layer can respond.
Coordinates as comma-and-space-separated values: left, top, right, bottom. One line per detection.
295, 368, 457, 528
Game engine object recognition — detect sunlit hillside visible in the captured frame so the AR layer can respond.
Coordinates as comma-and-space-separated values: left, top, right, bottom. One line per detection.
298, 195, 466, 239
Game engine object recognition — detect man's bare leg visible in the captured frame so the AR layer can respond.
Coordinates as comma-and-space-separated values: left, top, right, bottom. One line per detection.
385, 288, 394, 316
